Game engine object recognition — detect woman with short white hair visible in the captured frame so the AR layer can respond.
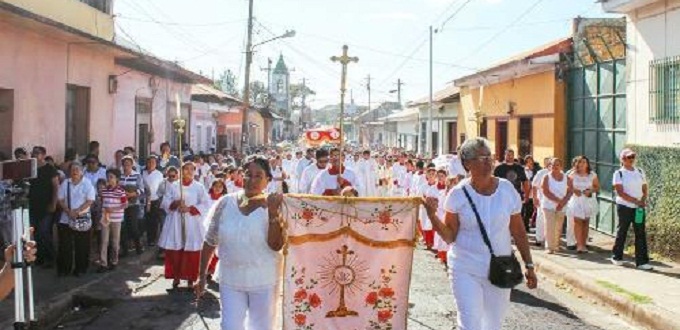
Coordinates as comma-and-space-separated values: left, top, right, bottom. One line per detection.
424, 137, 537, 330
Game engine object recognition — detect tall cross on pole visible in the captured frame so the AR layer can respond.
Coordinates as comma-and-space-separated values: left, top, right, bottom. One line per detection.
331, 45, 358, 158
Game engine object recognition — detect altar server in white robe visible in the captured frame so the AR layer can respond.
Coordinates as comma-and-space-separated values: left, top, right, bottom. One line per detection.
356, 150, 379, 197
158, 162, 211, 289
433, 169, 451, 264
391, 153, 409, 196
282, 153, 297, 193
295, 149, 315, 191
298, 149, 327, 194
310, 148, 361, 197
377, 156, 391, 197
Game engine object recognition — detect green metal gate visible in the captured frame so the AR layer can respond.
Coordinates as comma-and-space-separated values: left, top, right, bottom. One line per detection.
567, 18, 627, 235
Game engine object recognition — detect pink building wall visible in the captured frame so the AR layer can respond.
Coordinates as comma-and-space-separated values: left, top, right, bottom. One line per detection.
0, 19, 115, 163
112, 66, 192, 158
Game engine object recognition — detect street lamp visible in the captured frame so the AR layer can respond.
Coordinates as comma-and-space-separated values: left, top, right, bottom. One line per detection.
240, 0, 295, 154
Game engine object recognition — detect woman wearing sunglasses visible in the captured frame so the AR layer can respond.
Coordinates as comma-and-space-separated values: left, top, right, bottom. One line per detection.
611, 148, 652, 270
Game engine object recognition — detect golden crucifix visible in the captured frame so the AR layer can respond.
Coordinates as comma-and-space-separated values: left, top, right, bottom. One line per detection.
330, 45, 358, 161
326, 245, 359, 318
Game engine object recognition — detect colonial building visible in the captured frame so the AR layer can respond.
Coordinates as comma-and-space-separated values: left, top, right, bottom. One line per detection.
409, 85, 460, 156
602, 0, 680, 146
0, 0, 209, 164
455, 38, 573, 162
190, 84, 241, 154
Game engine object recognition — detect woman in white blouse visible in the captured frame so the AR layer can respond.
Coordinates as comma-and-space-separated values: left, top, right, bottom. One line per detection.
567, 156, 599, 253
195, 155, 284, 330
541, 158, 574, 254
423, 137, 536, 330
56, 162, 96, 277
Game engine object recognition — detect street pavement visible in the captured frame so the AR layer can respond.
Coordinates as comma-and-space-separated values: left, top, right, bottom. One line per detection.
43, 245, 637, 330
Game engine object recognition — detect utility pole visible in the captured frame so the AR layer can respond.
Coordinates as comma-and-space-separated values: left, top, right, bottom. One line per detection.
427, 25, 434, 157
395, 78, 404, 108
301, 77, 307, 129
240, 0, 255, 154
261, 58, 272, 93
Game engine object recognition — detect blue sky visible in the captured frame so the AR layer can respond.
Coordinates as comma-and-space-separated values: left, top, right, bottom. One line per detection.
114, 0, 619, 108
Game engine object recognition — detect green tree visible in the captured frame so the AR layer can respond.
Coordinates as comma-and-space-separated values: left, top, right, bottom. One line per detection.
248, 80, 269, 107
290, 83, 316, 110
214, 69, 240, 97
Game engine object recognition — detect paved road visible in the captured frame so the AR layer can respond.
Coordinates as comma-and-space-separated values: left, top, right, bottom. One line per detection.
50, 247, 636, 330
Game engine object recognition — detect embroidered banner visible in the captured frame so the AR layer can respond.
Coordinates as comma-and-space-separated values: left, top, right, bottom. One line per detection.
282, 195, 420, 330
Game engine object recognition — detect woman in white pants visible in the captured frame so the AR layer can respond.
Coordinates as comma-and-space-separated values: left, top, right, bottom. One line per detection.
541, 158, 573, 254
424, 137, 537, 330
195, 155, 285, 330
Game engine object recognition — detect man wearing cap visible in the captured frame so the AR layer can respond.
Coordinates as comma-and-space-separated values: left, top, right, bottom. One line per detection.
83, 154, 107, 188
611, 148, 652, 270
143, 155, 164, 247
120, 155, 146, 256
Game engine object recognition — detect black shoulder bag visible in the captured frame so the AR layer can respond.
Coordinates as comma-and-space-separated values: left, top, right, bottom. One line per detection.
67, 182, 92, 232
462, 186, 523, 289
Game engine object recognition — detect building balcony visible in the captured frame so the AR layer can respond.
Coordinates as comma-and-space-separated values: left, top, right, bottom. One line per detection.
601, 0, 660, 13
3, 0, 114, 40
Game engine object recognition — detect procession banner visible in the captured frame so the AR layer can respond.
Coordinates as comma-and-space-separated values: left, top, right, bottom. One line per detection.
282, 195, 420, 330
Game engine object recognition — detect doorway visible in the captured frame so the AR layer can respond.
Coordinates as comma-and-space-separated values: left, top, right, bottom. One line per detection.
0, 89, 13, 158
495, 120, 508, 161
447, 122, 457, 153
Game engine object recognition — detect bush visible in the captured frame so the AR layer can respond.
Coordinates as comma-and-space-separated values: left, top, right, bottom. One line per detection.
629, 145, 680, 260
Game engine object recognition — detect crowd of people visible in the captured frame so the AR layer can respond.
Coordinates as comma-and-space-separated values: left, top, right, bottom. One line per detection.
0, 137, 652, 329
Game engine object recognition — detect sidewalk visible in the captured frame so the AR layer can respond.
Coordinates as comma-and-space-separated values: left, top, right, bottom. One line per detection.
532, 231, 680, 330
0, 249, 158, 330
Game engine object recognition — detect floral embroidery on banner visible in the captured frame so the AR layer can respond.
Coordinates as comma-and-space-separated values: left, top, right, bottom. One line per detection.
365, 266, 398, 330
367, 205, 402, 231
290, 266, 323, 330
291, 201, 329, 227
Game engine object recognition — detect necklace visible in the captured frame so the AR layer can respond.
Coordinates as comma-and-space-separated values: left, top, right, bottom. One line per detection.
239, 191, 266, 208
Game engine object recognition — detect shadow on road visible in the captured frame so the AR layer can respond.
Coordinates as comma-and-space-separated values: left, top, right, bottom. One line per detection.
510, 289, 579, 320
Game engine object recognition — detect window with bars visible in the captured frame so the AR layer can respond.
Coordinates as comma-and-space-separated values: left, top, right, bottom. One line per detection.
649, 56, 680, 123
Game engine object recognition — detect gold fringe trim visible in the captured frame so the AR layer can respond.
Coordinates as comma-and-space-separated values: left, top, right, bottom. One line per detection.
284, 194, 423, 205
287, 226, 416, 249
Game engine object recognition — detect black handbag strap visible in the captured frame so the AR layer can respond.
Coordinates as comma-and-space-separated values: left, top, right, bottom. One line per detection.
67, 181, 71, 210
462, 186, 496, 257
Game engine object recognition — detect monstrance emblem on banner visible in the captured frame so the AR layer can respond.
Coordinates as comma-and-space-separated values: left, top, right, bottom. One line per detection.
319, 245, 368, 318
282, 195, 419, 330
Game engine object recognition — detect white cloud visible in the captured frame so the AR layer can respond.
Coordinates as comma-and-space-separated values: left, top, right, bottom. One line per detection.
369, 12, 418, 21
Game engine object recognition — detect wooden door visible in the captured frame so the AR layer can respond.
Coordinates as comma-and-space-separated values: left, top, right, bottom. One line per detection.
495, 120, 508, 161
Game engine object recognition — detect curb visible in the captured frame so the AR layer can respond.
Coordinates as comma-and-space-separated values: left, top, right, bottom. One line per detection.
534, 253, 680, 330
1, 248, 158, 330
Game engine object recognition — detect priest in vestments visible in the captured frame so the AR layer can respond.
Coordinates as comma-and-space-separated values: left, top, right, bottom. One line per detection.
310, 148, 361, 197
356, 150, 379, 197
391, 153, 408, 196
158, 162, 211, 289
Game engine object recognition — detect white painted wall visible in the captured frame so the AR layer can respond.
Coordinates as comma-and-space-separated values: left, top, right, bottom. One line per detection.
624, 0, 680, 146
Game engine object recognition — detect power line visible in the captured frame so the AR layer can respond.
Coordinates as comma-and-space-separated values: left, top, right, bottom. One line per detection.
115, 14, 246, 27
438, 0, 475, 32
456, 0, 548, 64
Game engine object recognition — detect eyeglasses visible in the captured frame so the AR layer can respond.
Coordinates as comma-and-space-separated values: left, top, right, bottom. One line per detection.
626, 155, 636, 160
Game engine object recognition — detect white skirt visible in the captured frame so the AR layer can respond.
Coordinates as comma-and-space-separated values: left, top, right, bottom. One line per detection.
568, 195, 599, 220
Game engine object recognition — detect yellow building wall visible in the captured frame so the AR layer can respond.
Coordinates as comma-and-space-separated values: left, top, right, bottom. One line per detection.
457, 70, 566, 162
5, 0, 114, 41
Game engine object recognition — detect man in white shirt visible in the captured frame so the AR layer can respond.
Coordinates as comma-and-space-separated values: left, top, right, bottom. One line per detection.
295, 149, 315, 190
531, 157, 552, 246
282, 153, 297, 193
310, 148, 360, 196
356, 150, 379, 197
143, 156, 164, 247
298, 149, 327, 194
83, 154, 107, 188
390, 153, 408, 196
